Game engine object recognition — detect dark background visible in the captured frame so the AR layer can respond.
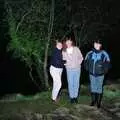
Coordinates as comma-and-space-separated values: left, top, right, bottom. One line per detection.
0, 0, 120, 95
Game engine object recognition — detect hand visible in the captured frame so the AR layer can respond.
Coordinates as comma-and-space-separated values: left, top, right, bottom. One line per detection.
64, 63, 67, 66
63, 60, 66, 64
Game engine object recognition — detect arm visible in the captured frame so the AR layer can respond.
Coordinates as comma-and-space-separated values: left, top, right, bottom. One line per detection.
84, 51, 92, 71
76, 47, 84, 65
103, 51, 111, 73
62, 51, 66, 60
103, 51, 110, 62
62, 51, 67, 65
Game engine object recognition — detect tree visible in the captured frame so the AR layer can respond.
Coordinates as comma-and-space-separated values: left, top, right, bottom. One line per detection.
69, 0, 111, 47
5, 0, 52, 90
5, 0, 69, 90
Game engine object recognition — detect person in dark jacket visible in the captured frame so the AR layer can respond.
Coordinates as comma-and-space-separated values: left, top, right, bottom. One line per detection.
50, 41, 64, 103
84, 40, 110, 108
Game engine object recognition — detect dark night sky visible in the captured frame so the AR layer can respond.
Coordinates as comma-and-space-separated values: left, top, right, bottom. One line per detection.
0, 0, 120, 95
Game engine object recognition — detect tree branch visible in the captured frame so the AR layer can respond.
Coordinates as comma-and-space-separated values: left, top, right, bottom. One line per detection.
15, 0, 38, 33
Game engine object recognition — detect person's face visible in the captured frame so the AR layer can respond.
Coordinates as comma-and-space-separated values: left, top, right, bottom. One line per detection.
94, 42, 102, 50
56, 42, 63, 50
66, 40, 73, 48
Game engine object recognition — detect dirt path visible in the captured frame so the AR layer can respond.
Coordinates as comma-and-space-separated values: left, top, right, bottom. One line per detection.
101, 102, 120, 120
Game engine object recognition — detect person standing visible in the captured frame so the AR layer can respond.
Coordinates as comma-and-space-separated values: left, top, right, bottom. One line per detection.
63, 38, 83, 103
50, 41, 64, 103
84, 40, 111, 108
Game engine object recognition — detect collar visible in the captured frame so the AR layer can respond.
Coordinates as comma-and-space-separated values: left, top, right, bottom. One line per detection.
92, 48, 101, 53
67, 47, 74, 54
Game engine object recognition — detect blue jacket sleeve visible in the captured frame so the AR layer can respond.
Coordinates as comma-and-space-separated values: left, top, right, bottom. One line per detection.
102, 51, 111, 72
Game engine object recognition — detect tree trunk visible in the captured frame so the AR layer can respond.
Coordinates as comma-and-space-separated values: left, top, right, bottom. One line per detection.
28, 65, 41, 91
43, 0, 54, 89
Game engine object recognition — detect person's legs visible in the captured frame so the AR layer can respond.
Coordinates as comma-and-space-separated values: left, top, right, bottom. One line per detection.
90, 75, 97, 93
96, 75, 104, 108
89, 75, 97, 106
96, 75, 104, 94
50, 66, 63, 101
67, 69, 74, 102
73, 68, 81, 102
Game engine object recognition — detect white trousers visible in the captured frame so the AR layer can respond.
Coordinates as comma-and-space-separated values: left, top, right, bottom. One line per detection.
50, 65, 63, 100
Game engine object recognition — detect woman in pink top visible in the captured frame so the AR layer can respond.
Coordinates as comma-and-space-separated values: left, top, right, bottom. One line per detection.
63, 38, 83, 103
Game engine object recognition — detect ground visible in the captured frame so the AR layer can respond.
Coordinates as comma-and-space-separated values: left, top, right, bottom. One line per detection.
0, 83, 120, 120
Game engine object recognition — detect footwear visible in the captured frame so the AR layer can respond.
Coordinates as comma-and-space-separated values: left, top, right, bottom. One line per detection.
70, 98, 74, 104
74, 98, 78, 104
52, 98, 59, 104
97, 93, 103, 108
90, 93, 96, 106
52, 99, 56, 103
90, 101, 95, 106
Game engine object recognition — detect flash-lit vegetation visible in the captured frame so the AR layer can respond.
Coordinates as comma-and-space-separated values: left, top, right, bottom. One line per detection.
5, 0, 118, 90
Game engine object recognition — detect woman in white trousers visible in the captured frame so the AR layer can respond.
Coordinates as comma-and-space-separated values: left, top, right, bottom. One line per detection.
50, 66, 63, 101
50, 41, 64, 102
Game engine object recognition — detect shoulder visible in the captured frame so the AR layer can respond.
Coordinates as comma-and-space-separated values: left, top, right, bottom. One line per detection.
74, 46, 81, 52
87, 50, 93, 56
101, 50, 109, 56
74, 46, 79, 50
85, 50, 93, 59
53, 48, 57, 52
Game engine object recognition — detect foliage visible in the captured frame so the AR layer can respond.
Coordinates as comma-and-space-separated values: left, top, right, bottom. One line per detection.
104, 84, 120, 100
5, 0, 71, 89
1, 84, 119, 103
5, 0, 52, 89
5, 0, 118, 90
52, 0, 70, 40
70, 0, 111, 47
6, 0, 50, 60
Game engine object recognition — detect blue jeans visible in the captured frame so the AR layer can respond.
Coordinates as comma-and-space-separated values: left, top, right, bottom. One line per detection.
90, 75, 104, 94
67, 68, 81, 98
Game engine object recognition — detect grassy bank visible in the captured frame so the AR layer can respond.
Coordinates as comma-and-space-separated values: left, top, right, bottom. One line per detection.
0, 84, 120, 119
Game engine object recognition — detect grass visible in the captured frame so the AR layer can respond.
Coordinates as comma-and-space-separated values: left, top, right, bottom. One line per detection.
0, 88, 91, 116
0, 84, 119, 116
104, 84, 120, 100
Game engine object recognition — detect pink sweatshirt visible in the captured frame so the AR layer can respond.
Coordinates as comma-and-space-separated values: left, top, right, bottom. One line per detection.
62, 47, 83, 69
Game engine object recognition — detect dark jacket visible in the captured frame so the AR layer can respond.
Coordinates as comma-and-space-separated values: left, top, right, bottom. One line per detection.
84, 49, 111, 76
50, 48, 64, 68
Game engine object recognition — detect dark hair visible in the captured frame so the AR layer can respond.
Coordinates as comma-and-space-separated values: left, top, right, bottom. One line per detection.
52, 39, 62, 47
94, 39, 102, 44
56, 39, 62, 43
65, 37, 75, 46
